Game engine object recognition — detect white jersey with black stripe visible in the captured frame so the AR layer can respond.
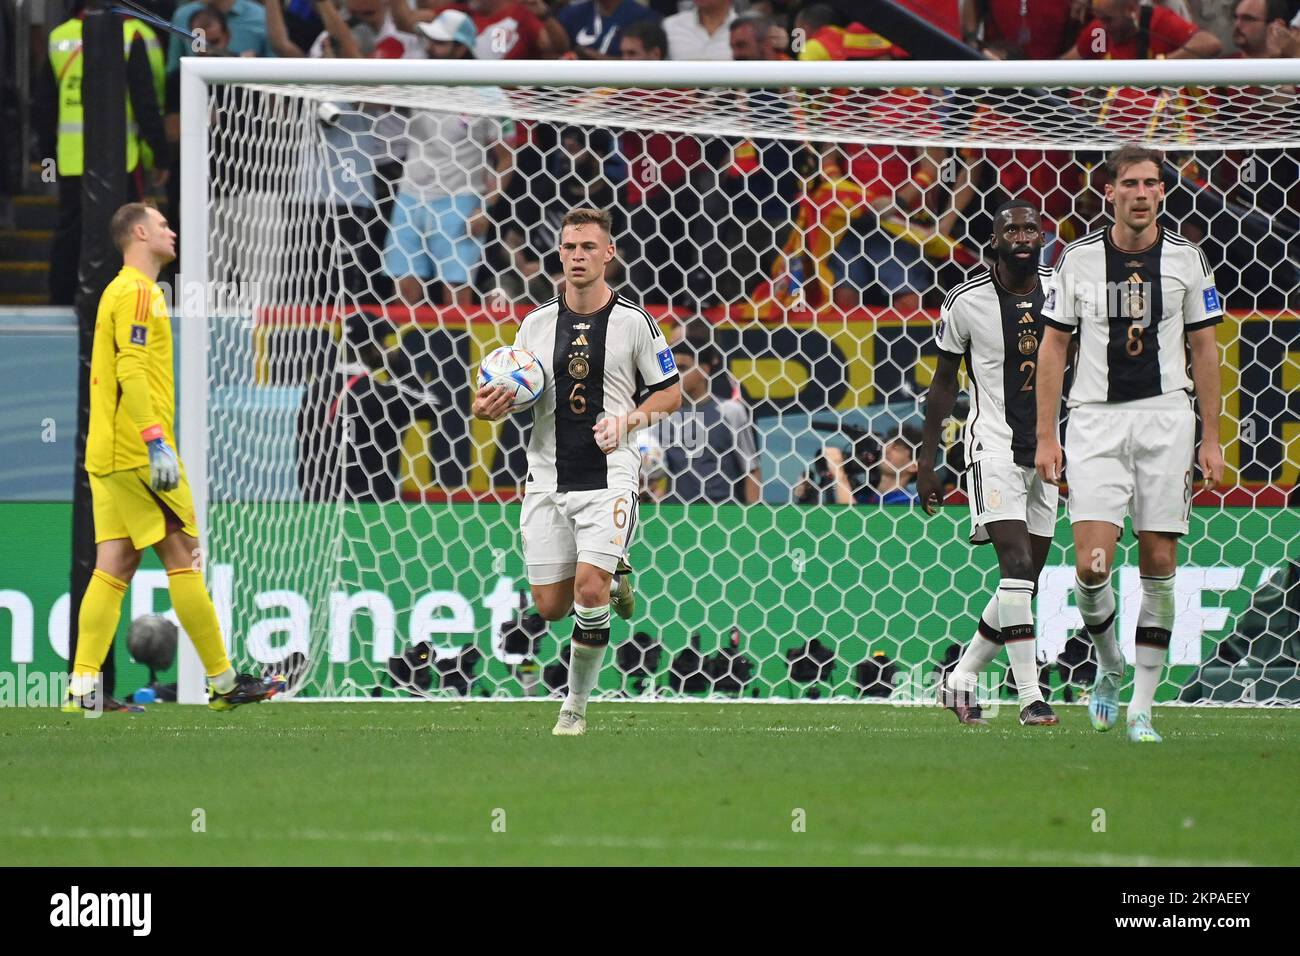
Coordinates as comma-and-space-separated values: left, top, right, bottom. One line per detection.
936, 265, 1051, 468
514, 291, 679, 494
1041, 226, 1223, 407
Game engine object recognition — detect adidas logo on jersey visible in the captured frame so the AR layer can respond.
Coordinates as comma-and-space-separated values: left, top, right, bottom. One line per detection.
1019, 312, 1035, 324
571, 334, 589, 346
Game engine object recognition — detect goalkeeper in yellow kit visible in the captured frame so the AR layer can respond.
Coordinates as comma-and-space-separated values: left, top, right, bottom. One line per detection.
64, 203, 284, 713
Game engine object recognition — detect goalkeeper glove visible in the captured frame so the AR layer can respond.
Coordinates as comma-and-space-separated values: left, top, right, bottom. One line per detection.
144, 431, 180, 491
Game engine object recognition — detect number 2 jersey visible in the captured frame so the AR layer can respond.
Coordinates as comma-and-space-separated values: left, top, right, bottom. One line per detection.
514, 290, 679, 493
936, 265, 1051, 468
1041, 225, 1223, 407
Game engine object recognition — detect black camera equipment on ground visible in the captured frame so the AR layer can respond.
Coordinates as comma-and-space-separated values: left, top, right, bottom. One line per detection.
616, 630, 664, 695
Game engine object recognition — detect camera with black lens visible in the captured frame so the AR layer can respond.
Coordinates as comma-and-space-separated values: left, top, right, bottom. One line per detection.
794, 423, 882, 504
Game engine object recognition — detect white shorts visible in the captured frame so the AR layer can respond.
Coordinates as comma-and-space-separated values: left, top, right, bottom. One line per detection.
521, 487, 639, 585
966, 458, 1059, 544
1065, 393, 1196, 535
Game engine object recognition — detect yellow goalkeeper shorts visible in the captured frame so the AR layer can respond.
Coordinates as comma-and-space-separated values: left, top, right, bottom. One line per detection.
90, 465, 199, 550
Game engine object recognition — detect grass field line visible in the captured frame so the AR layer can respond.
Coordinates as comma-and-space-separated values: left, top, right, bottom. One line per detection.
2, 825, 1256, 867
284, 697, 1297, 712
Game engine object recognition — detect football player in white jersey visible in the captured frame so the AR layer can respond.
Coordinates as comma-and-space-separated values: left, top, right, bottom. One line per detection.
918, 200, 1060, 728
1036, 146, 1225, 743
472, 207, 682, 736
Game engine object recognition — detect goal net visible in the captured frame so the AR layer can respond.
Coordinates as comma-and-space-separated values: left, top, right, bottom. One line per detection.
178, 59, 1300, 707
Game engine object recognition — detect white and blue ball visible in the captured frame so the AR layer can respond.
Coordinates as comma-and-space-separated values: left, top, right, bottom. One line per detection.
478, 346, 545, 412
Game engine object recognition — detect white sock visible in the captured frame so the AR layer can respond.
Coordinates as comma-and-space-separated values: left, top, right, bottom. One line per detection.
1131, 645, 1165, 719
1075, 575, 1125, 674
998, 578, 1042, 706
946, 594, 1001, 695
564, 602, 610, 717
564, 643, 606, 718
1131, 573, 1175, 719
211, 667, 236, 694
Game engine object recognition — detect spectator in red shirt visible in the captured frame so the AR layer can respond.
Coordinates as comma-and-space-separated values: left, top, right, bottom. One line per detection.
1065, 0, 1222, 58
900, 0, 962, 38
961, 0, 1086, 59
391, 0, 569, 58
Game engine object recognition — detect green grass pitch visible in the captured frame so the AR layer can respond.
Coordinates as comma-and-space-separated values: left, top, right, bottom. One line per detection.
2, 702, 1296, 866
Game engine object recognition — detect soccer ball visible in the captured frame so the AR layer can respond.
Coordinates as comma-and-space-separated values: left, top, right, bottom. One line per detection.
478, 346, 545, 412
128, 614, 178, 671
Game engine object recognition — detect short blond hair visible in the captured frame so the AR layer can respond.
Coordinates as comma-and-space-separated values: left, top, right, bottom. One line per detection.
110, 202, 155, 252
1106, 145, 1164, 182
560, 207, 613, 238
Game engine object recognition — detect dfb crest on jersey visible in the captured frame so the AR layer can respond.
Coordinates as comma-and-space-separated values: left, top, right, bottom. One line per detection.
1018, 331, 1038, 355
1125, 272, 1147, 321
568, 356, 589, 380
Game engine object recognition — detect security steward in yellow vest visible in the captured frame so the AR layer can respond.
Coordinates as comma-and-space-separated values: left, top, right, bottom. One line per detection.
36, 1, 169, 305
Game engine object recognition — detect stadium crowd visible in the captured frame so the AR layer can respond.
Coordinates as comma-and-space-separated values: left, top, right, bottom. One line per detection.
16, 0, 1300, 504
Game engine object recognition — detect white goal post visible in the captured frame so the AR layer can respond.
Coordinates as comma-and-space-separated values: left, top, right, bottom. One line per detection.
177, 57, 1300, 706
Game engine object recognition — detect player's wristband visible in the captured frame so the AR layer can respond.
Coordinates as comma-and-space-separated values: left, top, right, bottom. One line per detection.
141, 425, 164, 443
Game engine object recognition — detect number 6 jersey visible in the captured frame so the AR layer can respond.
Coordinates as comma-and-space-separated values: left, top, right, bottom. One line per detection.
514, 290, 679, 493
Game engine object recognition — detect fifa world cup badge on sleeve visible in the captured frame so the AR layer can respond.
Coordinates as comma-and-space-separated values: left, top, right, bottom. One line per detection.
1044, 286, 1057, 311
130, 324, 148, 345
1203, 287, 1221, 314
657, 348, 676, 375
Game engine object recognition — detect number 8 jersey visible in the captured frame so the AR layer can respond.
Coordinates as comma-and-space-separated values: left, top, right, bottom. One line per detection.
936, 265, 1053, 468
514, 290, 679, 493
1040, 226, 1223, 407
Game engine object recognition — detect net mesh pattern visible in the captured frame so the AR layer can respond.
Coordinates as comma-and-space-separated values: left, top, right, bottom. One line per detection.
194, 76, 1300, 705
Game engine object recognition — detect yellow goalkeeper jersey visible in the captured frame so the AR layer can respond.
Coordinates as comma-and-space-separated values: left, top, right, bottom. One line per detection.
85, 265, 177, 476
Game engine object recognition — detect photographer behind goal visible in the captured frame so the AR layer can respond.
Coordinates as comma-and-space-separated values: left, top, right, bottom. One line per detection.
794, 422, 922, 505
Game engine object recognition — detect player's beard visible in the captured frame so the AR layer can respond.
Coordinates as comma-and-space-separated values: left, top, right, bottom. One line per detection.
999, 249, 1036, 285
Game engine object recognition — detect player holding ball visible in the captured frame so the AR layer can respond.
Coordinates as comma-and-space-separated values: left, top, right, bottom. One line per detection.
472, 207, 681, 736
